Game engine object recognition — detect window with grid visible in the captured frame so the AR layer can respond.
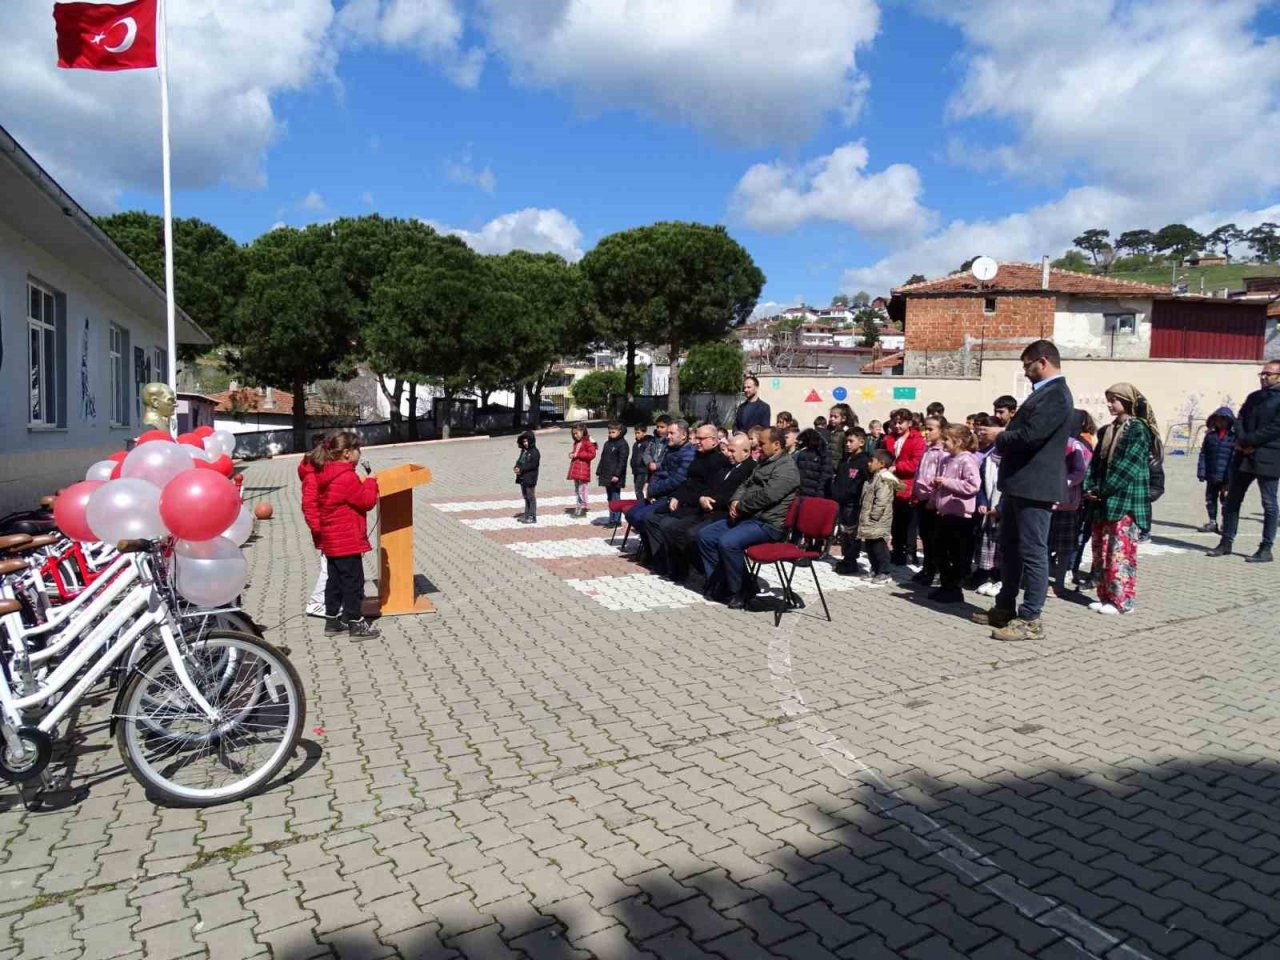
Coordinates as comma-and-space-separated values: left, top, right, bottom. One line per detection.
27, 280, 59, 426
153, 346, 168, 387
110, 324, 128, 425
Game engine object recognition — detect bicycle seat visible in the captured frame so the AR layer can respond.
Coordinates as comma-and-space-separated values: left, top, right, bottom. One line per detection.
0, 534, 33, 554
0, 558, 27, 575
0, 599, 20, 615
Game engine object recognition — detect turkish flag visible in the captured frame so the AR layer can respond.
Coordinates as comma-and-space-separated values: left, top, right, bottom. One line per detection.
54, 0, 158, 71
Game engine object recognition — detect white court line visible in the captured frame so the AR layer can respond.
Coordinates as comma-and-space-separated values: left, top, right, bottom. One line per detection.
564, 574, 708, 611
507, 538, 633, 559
433, 495, 584, 512
461, 512, 612, 530
767, 628, 1152, 960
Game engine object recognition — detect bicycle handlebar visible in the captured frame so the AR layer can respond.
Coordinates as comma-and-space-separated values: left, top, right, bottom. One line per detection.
116, 539, 156, 554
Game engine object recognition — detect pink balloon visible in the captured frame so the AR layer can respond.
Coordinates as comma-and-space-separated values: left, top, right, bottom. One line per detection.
158, 469, 241, 542
54, 480, 104, 542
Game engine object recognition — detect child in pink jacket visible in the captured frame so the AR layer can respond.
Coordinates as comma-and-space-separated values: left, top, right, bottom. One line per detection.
926, 423, 981, 604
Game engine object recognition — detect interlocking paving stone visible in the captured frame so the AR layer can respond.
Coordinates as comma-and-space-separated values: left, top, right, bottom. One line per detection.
3, 435, 1279, 958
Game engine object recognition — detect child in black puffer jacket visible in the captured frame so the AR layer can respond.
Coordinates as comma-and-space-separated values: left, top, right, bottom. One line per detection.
831, 428, 870, 574
514, 432, 540, 523
794, 428, 830, 497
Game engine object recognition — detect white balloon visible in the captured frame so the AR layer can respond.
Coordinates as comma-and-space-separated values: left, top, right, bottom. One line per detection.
211, 429, 237, 459
220, 506, 255, 546
85, 478, 168, 544
85, 459, 117, 482
189, 444, 214, 462
121, 440, 194, 489
173, 536, 247, 607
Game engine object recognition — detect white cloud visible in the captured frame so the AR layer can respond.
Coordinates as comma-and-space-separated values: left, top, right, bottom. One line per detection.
301, 190, 327, 212
479, 0, 880, 145
1, 0, 337, 210
360, 191, 375, 207
938, 0, 1280, 207
841, 0, 1280, 294
336, 0, 483, 87
445, 147, 496, 193
430, 208, 584, 261
748, 300, 790, 321
730, 142, 933, 239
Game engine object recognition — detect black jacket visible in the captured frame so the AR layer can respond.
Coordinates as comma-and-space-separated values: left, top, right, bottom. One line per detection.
514, 433, 540, 488
733, 398, 771, 432
794, 448, 828, 498
596, 435, 630, 486
831, 451, 870, 522
995, 377, 1074, 502
667, 448, 728, 511
1235, 384, 1280, 478
630, 436, 654, 483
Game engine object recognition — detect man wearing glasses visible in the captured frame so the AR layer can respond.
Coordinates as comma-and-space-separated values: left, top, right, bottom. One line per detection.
1208, 361, 1280, 564
973, 339, 1074, 642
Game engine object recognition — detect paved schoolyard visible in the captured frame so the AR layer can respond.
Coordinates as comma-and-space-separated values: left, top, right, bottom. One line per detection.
2, 428, 1278, 959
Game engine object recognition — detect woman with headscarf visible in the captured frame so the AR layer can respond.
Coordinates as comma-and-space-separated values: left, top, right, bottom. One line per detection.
1082, 384, 1160, 614
1049, 410, 1093, 596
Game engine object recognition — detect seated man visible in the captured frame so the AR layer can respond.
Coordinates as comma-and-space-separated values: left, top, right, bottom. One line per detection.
640, 423, 726, 565
625, 420, 695, 556
697, 427, 801, 609
649, 433, 756, 580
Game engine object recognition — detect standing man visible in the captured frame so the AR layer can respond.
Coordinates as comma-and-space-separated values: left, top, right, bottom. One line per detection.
973, 340, 1074, 642
1207, 360, 1280, 563
733, 375, 772, 432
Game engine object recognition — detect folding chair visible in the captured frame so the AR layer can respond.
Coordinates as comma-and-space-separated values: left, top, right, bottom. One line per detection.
745, 497, 839, 625
607, 498, 639, 547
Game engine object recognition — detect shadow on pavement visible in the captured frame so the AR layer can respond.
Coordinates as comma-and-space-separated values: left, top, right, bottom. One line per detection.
268, 755, 1280, 959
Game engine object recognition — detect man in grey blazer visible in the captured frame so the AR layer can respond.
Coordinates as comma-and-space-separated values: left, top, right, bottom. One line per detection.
972, 339, 1074, 642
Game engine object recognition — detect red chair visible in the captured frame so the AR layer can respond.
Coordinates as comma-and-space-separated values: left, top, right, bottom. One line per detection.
607, 499, 639, 547
745, 497, 839, 624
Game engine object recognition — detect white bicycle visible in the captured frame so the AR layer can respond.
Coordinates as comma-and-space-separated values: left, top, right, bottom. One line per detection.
1, 536, 304, 806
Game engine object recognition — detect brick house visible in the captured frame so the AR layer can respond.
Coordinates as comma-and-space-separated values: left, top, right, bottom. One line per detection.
890, 261, 1270, 375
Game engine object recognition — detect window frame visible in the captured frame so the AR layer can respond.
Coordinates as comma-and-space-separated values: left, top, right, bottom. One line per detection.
26, 279, 59, 427
109, 324, 128, 426
1104, 312, 1138, 335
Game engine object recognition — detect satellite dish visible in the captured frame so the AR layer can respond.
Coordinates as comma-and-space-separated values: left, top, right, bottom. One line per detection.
970, 256, 998, 283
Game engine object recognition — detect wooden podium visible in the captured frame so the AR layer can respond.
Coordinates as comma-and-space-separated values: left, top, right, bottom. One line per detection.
367, 463, 435, 616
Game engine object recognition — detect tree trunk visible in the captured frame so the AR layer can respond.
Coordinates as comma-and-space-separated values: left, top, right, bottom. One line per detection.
291, 377, 308, 453
624, 338, 637, 405
378, 376, 404, 442
513, 382, 525, 429
667, 339, 680, 416
479, 388, 491, 411
408, 382, 419, 441
440, 391, 453, 440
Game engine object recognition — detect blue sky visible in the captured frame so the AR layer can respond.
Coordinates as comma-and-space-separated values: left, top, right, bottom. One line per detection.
7, 1, 1280, 308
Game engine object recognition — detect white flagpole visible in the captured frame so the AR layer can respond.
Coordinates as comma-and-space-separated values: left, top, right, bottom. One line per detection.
157, 0, 177, 396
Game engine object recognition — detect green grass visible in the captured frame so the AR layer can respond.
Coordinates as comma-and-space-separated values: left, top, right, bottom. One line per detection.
1107, 262, 1280, 293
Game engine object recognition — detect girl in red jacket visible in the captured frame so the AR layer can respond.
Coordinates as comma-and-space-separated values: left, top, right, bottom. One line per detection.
316, 432, 380, 639
298, 435, 328, 618
567, 422, 597, 518
885, 408, 926, 566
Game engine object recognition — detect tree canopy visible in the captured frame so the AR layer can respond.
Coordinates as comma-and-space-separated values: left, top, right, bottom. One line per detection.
681, 341, 746, 396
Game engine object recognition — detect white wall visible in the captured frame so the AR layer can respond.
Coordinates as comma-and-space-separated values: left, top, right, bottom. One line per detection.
1052, 297, 1152, 359
0, 218, 168, 513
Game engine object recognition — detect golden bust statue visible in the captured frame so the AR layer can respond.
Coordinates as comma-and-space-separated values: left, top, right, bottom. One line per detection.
140, 382, 176, 431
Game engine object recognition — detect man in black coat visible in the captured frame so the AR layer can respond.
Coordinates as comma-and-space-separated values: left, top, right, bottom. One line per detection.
648, 434, 756, 581
1208, 360, 1280, 563
733, 375, 772, 432
973, 339, 1074, 643
635, 423, 724, 561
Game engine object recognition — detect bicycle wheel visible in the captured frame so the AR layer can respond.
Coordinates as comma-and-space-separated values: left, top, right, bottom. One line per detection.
115, 631, 304, 806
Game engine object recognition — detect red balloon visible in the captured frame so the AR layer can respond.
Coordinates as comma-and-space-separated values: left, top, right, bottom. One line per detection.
110, 461, 123, 480
193, 458, 218, 472
176, 432, 203, 447
54, 480, 103, 542
209, 454, 234, 477
137, 429, 173, 444
108, 450, 128, 463
194, 425, 215, 438
159, 470, 241, 542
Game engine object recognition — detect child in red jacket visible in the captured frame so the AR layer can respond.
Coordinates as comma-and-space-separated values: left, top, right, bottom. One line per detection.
316, 432, 380, 639
567, 422, 597, 518
298, 436, 328, 618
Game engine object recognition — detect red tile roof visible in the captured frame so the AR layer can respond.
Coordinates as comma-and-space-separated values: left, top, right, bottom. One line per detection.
894, 262, 1169, 298
211, 387, 346, 418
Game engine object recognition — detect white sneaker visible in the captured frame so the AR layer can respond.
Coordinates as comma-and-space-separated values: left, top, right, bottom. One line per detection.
306, 602, 327, 618
1095, 604, 1121, 615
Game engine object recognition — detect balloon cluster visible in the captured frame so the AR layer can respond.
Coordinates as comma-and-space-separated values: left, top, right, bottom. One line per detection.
55, 424, 252, 608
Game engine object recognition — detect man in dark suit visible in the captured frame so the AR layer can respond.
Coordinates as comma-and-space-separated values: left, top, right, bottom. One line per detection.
1207, 360, 1280, 563
733, 375, 772, 432
973, 339, 1074, 642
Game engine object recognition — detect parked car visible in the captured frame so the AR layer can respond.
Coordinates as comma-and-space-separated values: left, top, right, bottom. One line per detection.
538, 399, 560, 420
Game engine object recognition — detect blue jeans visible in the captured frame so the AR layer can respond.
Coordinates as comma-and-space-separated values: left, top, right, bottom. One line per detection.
697, 518, 782, 595
626, 499, 669, 550
1221, 471, 1278, 548
996, 496, 1052, 622
605, 484, 622, 522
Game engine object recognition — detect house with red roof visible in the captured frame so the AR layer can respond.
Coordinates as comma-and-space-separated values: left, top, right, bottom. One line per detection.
889, 260, 1270, 376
